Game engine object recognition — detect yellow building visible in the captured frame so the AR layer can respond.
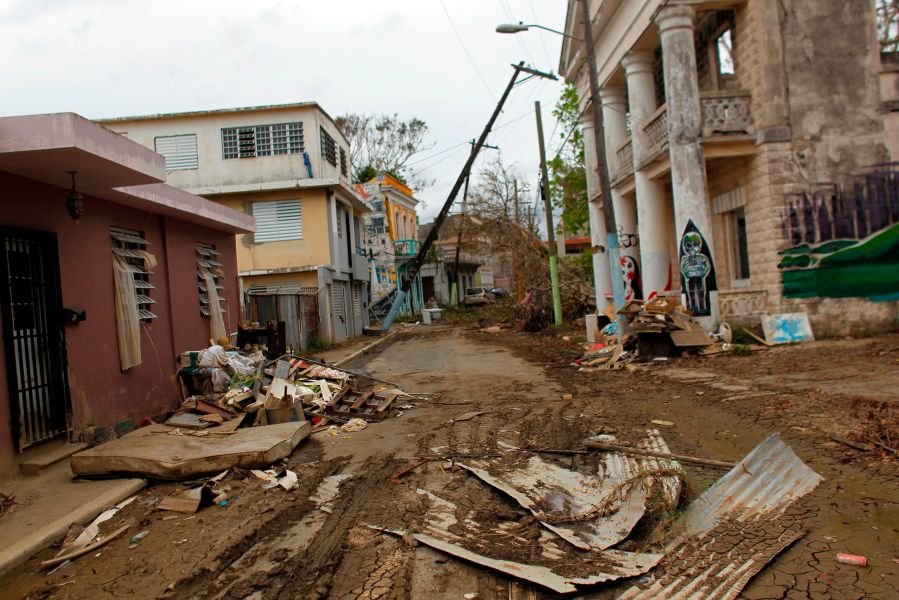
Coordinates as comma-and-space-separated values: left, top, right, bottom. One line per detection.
98, 103, 371, 346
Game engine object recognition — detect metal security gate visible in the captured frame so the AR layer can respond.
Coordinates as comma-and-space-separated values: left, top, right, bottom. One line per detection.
0, 229, 70, 450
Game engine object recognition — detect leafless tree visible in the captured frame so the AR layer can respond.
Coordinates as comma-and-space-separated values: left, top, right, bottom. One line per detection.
335, 113, 435, 189
877, 0, 899, 53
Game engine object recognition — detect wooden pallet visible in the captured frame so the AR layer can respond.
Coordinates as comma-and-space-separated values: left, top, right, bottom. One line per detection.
329, 392, 397, 421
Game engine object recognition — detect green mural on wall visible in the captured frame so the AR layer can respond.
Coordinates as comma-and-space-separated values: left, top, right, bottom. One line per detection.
779, 221, 899, 301
778, 166, 899, 301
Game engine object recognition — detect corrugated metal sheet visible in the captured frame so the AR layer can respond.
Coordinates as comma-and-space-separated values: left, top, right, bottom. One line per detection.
413, 489, 661, 594
459, 449, 647, 551
618, 433, 823, 600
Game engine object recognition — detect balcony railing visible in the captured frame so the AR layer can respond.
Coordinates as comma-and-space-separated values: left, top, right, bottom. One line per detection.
615, 138, 634, 180
642, 103, 670, 159
394, 239, 420, 257
700, 91, 753, 136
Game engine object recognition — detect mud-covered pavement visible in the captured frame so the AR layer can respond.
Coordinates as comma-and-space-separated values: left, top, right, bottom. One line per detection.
4, 327, 897, 599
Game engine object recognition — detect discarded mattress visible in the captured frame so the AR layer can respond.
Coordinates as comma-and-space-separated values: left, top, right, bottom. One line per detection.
71, 422, 311, 480
618, 433, 823, 600
387, 489, 662, 594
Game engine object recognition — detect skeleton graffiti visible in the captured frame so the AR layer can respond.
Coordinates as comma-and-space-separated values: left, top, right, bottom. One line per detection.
679, 220, 717, 316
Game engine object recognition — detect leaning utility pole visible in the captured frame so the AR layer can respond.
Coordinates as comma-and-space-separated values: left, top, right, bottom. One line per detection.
580, 0, 628, 335
535, 100, 563, 325
369, 62, 557, 333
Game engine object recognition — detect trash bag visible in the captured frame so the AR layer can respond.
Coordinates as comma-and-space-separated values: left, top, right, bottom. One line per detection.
210, 368, 231, 392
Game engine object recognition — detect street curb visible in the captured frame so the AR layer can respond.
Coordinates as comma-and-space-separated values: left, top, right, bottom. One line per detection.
0, 477, 147, 577
336, 329, 401, 367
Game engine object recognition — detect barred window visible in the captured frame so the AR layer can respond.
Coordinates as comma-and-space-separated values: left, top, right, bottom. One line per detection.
110, 228, 156, 321
321, 127, 337, 166
339, 147, 348, 176
222, 122, 304, 159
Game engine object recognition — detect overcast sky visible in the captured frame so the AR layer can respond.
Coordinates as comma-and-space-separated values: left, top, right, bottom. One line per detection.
0, 0, 567, 226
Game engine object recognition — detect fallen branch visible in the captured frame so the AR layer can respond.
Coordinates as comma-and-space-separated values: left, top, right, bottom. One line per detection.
389, 459, 429, 484
829, 436, 872, 452
582, 441, 737, 469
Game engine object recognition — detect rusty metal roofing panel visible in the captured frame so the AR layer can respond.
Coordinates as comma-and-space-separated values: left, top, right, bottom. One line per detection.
459, 450, 647, 551
413, 489, 661, 594
618, 433, 823, 600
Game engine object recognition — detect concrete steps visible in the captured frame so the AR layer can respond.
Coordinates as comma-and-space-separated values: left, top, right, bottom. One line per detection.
18, 440, 87, 476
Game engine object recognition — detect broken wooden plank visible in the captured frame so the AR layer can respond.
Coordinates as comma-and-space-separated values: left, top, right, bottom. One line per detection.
350, 390, 373, 412
669, 330, 714, 347
376, 393, 398, 413
41, 525, 130, 568
273, 359, 291, 378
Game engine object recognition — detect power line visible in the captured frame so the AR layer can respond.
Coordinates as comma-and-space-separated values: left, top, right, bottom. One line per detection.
438, 0, 498, 101
500, 0, 537, 68
528, 0, 555, 67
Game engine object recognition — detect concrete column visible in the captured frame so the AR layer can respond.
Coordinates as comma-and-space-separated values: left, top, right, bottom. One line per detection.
657, 5, 719, 324
622, 50, 672, 298
599, 86, 641, 301
580, 115, 613, 310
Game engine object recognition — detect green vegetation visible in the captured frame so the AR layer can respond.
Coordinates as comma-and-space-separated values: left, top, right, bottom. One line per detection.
548, 83, 588, 236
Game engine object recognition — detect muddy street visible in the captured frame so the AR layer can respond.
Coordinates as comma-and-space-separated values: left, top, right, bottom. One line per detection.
4, 327, 897, 599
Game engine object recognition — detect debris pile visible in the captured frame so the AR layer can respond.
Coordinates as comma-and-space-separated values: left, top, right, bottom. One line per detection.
172, 346, 405, 433
577, 296, 734, 368
376, 432, 821, 597
71, 345, 410, 480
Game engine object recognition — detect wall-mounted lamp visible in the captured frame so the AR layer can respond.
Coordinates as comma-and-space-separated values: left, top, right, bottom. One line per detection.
66, 170, 84, 222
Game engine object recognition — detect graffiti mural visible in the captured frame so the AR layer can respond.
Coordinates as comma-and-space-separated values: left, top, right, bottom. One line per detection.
778, 164, 899, 301
679, 220, 717, 316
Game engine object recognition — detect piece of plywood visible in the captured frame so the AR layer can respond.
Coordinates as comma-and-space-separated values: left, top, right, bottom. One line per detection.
761, 313, 814, 344
71, 422, 310, 480
669, 330, 714, 347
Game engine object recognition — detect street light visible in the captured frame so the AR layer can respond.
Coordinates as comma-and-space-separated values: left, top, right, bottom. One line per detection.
495, 7, 629, 341
495, 22, 580, 40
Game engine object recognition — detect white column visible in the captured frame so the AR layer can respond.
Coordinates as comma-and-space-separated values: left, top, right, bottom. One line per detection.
599, 86, 641, 302
622, 50, 672, 299
657, 5, 719, 325
580, 115, 613, 310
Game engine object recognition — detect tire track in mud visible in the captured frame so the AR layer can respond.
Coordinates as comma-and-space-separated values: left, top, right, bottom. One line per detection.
162, 458, 349, 600
269, 456, 404, 600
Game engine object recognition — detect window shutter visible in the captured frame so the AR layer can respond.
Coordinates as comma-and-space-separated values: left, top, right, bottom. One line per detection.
154, 134, 198, 171
252, 200, 303, 242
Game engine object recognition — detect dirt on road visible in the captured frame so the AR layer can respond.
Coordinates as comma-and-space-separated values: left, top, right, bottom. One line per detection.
3, 327, 897, 599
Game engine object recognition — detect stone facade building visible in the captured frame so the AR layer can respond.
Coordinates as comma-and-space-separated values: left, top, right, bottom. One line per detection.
561, 0, 898, 335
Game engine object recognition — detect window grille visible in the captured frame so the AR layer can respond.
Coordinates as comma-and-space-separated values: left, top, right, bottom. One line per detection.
321, 127, 337, 166
339, 147, 348, 176
252, 200, 303, 242
154, 134, 198, 171
222, 122, 304, 159
110, 228, 156, 321
336, 205, 343, 238
196, 244, 226, 317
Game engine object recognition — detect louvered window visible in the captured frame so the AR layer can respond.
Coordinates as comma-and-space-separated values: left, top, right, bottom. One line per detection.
252, 200, 303, 242
196, 244, 227, 317
339, 147, 348, 177
321, 127, 337, 166
222, 122, 304, 159
111, 228, 156, 321
154, 134, 198, 171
